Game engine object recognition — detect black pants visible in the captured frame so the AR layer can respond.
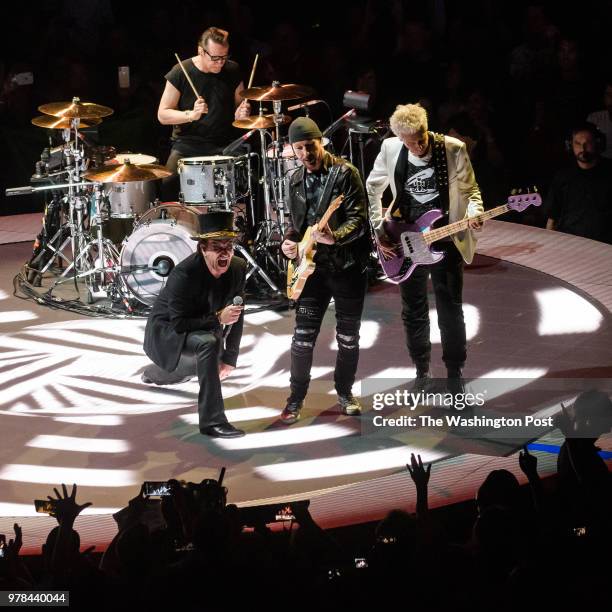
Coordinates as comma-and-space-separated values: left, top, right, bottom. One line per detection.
290, 264, 367, 401
143, 330, 226, 430
399, 242, 466, 372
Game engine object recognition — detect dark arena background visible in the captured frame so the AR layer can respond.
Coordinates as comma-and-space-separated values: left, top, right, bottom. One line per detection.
0, 1, 611, 608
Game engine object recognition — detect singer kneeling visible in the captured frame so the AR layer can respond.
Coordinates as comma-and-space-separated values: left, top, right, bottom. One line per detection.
142, 211, 246, 438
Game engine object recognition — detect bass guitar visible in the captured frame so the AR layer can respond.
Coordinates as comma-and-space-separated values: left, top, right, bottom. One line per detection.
377, 191, 542, 283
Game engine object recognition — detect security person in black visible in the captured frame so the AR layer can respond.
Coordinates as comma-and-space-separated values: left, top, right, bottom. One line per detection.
142, 211, 247, 438
280, 117, 370, 424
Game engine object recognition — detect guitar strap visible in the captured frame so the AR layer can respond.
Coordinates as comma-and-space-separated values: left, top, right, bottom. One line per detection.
314, 163, 342, 221
432, 132, 450, 216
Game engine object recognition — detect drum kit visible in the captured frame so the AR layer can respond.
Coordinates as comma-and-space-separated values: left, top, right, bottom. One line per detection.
7, 81, 326, 313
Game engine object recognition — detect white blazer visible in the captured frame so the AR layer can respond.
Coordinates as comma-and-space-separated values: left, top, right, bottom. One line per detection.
366, 135, 484, 263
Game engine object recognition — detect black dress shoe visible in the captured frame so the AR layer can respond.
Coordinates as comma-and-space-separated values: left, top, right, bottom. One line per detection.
280, 398, 303, 425
201, 423, 245, 438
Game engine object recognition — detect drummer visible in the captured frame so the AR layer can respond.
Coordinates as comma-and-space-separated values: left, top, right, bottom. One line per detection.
158, 27, 251, 193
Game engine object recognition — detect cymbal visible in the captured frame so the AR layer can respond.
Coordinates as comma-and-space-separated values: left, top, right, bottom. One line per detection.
233, 114, 291, 129
31, 115, 102, 129
38, 99, 114, 119
84, 161, 171, 183
239, 83, 315, 101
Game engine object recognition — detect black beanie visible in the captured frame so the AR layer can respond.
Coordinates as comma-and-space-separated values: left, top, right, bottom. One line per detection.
288, 117, 322, 143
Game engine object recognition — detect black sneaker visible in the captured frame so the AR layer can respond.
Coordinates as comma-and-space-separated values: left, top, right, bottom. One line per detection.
337, 394, 362, 416
446, 369, 467, 410
410, 370, 434, 394
280, 398, 303, 425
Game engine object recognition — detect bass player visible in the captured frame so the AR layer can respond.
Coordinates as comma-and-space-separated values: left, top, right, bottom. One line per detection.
366, 103, 484, 397
280, 117, 370, 424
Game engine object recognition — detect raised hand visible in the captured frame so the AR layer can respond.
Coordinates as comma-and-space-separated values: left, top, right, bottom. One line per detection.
47, 483, 92, 526
519, 445, 538, 478
406, 452, 431, 488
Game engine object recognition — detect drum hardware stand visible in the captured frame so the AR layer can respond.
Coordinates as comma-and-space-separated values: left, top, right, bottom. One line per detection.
247, 100, 289, 282
49, 183, 121, 304
348, 128, 367, 182
217, 174, 281, 295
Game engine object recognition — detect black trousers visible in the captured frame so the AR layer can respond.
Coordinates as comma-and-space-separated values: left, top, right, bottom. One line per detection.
399, 242, 466, 372
290, 264, 367, 401
143, 330, 227, 430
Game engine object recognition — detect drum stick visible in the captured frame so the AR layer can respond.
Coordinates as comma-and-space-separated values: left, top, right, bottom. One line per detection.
247, 54, 259, 89
174, 52, 204, 103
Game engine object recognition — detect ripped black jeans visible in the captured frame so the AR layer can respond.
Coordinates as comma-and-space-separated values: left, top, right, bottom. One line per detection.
289, 264, 367, 401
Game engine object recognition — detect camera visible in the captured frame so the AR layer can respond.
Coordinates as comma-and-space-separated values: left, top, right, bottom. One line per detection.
143, 481, 172, 497
34, 499, 56, 514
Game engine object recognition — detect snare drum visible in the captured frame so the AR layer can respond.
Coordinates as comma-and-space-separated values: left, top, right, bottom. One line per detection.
120, 203, 199, 306
178, 155, 236, 205
103, 153, 160, 218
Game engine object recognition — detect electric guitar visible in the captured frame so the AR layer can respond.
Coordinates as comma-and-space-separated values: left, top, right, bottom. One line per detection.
287, 194, 344, 300
377, 191, 542, 284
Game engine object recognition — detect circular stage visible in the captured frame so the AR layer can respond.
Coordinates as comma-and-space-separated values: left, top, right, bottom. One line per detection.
0, 220, 611, 552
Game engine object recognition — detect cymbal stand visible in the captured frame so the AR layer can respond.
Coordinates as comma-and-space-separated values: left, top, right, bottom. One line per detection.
270, 99, 288, 234
50, 182, 120, 302
217, 167, 280, 294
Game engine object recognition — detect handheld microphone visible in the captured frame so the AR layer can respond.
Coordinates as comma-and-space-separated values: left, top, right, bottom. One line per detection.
222, 130, 256, 156
223, 296, 244, 338
287, 99, 324, 112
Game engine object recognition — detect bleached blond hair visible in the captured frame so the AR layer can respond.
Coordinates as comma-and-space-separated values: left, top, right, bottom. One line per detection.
390, 103, 428, 136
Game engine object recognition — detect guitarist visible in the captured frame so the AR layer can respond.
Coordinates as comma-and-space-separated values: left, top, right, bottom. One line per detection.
279, 117, 370, 424
366, 103, 484, 396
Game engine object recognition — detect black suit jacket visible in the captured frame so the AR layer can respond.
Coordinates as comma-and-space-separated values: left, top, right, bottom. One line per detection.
143, 251, 246, 372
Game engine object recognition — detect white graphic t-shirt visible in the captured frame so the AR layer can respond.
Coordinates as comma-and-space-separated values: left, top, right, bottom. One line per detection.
396, 148, 441, 223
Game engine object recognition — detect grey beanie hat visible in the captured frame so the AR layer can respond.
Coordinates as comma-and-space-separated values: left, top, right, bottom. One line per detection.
288, 117, 322, 144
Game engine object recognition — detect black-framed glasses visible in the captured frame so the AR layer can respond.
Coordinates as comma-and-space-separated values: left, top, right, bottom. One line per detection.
204, 49, 230, 62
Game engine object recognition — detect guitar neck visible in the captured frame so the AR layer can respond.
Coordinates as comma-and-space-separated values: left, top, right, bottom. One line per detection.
424, 204, 510, 244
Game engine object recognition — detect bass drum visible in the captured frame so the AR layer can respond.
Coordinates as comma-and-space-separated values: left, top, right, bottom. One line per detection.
120, 203, 199, 306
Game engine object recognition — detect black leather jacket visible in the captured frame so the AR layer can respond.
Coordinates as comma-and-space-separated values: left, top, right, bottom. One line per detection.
285, 152, 371, 271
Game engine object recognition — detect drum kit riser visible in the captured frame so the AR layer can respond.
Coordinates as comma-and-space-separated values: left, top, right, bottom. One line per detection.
7, 81, 344, 309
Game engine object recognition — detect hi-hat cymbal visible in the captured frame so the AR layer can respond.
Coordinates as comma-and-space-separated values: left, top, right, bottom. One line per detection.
31, 115, 102, 129
233, 113, 291, 129
39, 98, 114, 119
239, 83, 315, 101
84, 161, 171, 183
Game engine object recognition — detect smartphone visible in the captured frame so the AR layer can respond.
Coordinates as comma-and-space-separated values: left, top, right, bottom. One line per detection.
355, 557, 368, 569
573, 526, 587, 537
143, 481, 171, 497
274, 505, 295, 522
34, 499, 56, 514
0, 534, 6, 558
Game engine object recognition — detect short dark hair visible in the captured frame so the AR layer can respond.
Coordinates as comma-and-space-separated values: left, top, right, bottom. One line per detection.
570, 121, 602, 140
199, 27, 229, 49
